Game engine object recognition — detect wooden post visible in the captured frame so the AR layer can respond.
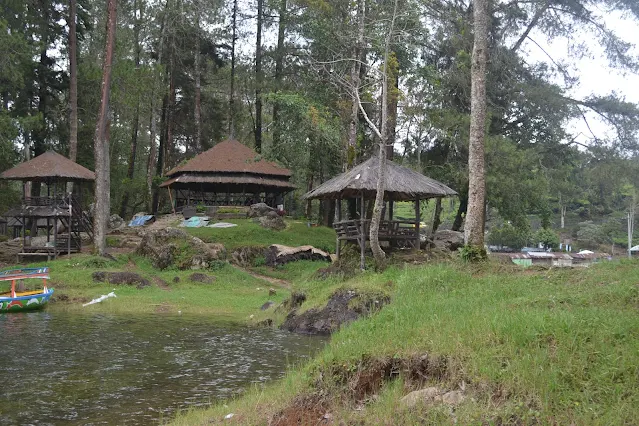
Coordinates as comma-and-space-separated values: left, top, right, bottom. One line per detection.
167, 186, 176, 214
360, 193, 365, 270
414, 197, 421, 251
11, 280, 16, 298
336, 198, 342, 259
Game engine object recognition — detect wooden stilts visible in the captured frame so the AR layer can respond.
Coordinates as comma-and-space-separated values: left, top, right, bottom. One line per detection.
360, 193, 365, 270
336, 198, 342, 259
414, 197, 421, 251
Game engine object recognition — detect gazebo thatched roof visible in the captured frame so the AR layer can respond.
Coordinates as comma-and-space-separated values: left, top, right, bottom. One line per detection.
165, 140, 291, 178
0, 151, 95, 182
304, 156, 457, 201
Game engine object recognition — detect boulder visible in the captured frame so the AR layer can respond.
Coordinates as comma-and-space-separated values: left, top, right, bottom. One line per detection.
247, 202, 276, 218
400, 387, 465, 409
430, 230, 464, 251
136, 227, 225, 270
92, 271, 151, 289
253, 215, 286, 231
400, 387, 442, 408
281, 290, 389, 335
265, 244, 331, 267
188, 272, 216, 284
108, 214, 125, 230
260, 301, 275, 311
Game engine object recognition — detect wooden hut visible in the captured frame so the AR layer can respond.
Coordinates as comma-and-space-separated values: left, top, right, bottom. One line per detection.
0, 151, 95, 261
303, 156, 457, 268
160, 140, 295, 210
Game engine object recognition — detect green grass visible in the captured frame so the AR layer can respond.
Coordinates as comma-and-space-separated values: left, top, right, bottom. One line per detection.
187, 219, 336, 252
3, 254, 290, 321
171, 260, 639, 425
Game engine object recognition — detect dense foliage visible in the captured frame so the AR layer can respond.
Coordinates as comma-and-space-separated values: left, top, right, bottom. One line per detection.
0, 0, 638, 249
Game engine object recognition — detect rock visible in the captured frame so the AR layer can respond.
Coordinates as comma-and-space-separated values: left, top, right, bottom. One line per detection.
92, 271, 151, 289
136, 227, 225, 270
268, 288, 277, 296
400, 387, 465, 409
231, 246, 266, 267
281, 290, 389, 335
253, 215, 286, 231
189, 273, 216, 284
265, 244, 331, 267
260, 301, 275, 310
173, 276, 180, 283
441, 390, 465, 406
257, 318, 273, 327
108, 214, 124, 230
290, 292, 307, 308
430, 230, 464, 251
247, 202, 276, 218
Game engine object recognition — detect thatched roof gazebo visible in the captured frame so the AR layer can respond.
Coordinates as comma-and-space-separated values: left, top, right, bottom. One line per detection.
0, 151, 95, 261
160, 140, 295, 210
304, 156, 457, 268
0, 151, 96, 183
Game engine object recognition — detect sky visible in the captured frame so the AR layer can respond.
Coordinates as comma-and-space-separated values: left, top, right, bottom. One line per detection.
522, 11, 639, 146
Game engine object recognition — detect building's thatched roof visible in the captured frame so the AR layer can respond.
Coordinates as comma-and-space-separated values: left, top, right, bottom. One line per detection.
159, 173, 295, 189
165, 140, 291, 178
0, 151, 95, 182
304, 156, 457, 201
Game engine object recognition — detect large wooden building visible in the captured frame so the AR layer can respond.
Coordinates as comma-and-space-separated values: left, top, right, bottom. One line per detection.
160, 140, 295, 210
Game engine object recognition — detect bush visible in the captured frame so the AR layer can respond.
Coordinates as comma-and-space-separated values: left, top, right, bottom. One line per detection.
487, 222, 530, 250
459, 244, 488, 262
0, 235, 8, 243
535, 228, 560, 250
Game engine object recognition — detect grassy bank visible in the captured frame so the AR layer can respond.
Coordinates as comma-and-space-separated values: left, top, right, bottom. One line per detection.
187, 220, 336, 252
0, 219, 337, 319
4, 254, 289, 320
172, 260, 639, 425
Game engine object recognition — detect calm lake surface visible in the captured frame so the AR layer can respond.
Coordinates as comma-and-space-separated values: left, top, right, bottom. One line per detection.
0, 311, 325, 425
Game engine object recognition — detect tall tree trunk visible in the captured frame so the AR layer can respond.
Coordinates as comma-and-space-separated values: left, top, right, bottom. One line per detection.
94, 0, 117, 256
33, 1, 50, 199
346, 0, 365, 170
153, 93, 169, 213
146, 0, 168, 211
194, 1, 202, 152
68, 0, 78, 166
464, 0, 489, 251
228, 0, 238, 138
254, 0, 263, 153
369, 0, 398, 269
386, 69, 399, 160
120, 0, 141, 218
271, 0, 286, 149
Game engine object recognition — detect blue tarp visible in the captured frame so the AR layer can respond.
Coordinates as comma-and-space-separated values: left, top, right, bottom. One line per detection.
128, 215, 154, 227
179, 216, 210, 228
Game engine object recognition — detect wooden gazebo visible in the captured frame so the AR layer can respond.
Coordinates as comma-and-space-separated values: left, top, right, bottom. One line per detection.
304, 156, 457, 268
160, 140, 295, 210
0, 151, 95, 261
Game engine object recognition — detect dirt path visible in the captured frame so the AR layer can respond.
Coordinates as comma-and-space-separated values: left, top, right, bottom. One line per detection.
231, 265, 292, 289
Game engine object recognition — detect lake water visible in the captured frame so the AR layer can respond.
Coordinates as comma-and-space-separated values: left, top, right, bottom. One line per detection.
0, 312, 325, 425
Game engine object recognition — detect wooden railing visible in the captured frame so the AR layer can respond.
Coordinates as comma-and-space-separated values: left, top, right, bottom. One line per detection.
333, 219, 419, 241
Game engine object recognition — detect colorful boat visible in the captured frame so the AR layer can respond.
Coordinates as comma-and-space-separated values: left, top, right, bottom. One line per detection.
0, 267, 54, 313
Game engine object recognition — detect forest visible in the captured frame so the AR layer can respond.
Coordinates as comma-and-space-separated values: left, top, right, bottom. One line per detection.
1, 0, 639, 259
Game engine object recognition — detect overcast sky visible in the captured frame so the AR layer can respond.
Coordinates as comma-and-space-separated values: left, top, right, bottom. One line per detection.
522, 10, 639, 145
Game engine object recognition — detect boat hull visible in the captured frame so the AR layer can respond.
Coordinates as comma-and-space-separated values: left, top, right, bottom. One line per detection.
0, 289, 54, 313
